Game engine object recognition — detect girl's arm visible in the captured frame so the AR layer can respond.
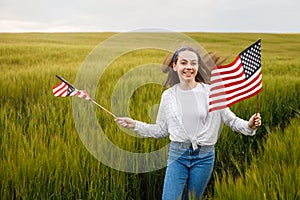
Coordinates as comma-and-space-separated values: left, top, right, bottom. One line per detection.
221, 108, 261, 136
115, 93, 169, 138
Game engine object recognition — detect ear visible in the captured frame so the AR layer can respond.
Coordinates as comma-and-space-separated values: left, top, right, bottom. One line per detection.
173, 63, 177, 71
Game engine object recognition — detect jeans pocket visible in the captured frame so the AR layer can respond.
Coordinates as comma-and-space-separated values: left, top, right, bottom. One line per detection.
198, 148, 215, 161
199, 145, 214, 153
167, 143, 188, 166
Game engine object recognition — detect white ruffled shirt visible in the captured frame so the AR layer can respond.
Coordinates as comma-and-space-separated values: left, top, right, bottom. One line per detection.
134, 83, 256, 150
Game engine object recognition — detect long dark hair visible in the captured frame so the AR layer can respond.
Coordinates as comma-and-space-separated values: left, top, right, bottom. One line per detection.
161, 47, 227, 87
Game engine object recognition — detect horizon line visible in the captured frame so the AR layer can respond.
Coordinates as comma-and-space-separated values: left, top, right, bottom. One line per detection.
1, 30, 300, 34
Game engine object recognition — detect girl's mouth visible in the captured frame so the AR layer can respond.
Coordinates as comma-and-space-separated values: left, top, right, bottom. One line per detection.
183, 70, 194, 76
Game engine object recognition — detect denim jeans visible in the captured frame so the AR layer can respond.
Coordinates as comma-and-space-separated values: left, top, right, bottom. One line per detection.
162, 141, 215, 200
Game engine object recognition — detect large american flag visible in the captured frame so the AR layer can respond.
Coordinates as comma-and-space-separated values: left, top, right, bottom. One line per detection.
209, 40, 262, 112
52, 75, 91, 101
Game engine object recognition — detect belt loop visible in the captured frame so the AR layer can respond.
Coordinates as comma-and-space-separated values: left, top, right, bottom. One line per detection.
192, 143, 198, 151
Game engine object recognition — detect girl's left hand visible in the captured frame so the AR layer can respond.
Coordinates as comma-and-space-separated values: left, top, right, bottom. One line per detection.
248, 113, 261, 130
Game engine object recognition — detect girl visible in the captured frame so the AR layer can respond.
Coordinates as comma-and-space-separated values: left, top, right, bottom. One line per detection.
115, 47, 261, 199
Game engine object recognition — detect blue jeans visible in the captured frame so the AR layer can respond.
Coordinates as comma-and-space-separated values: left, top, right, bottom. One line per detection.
162, 141, 215, 200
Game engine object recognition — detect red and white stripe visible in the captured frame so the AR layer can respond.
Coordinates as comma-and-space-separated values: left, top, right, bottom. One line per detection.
73, 90, 92, 101
52, 81, 91, 101
208, 56, 262, 112
53, 81, 72, 97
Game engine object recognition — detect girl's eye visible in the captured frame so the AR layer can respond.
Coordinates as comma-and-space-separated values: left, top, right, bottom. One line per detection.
180, 61, 187, 65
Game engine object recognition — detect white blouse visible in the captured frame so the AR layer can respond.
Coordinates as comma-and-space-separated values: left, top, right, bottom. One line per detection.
134, 83, 256, 150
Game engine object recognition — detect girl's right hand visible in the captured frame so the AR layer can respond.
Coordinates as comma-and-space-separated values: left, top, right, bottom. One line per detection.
114, 117, 136, 129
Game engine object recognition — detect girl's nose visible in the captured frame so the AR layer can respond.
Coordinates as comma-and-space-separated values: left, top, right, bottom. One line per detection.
186, 64, 192, 69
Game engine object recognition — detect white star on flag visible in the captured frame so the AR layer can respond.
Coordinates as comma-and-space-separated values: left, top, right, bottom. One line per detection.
209, 40, 262, 112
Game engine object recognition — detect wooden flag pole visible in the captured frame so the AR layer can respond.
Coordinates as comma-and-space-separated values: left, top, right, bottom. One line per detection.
256, 94, 259, 115
54, 75, 117, 118
91, 99, 117, 118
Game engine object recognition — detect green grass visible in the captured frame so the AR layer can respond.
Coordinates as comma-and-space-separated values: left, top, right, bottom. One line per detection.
214, 118, 300, 200
0, 32, 299, 199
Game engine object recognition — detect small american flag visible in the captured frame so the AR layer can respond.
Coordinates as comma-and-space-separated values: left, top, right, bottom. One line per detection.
209, 40, 262, 112
52, 75, 91, 101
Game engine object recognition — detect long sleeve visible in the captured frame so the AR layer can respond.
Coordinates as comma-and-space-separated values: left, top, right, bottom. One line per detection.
133, 93, 169, 138
221, 108, 256, 136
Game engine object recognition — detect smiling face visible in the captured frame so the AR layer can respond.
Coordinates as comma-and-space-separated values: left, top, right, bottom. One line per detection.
173, 50, 199, 85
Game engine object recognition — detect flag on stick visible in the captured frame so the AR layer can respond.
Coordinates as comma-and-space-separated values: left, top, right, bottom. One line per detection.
209, 39, 262, 112
53, 75, 91, 101
53, 75, 116, 118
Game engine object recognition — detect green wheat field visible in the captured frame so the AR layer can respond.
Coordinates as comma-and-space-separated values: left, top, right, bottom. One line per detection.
1, 32, 299, 199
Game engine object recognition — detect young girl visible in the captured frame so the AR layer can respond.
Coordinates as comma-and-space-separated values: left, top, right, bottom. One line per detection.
115, 47, 261, 199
